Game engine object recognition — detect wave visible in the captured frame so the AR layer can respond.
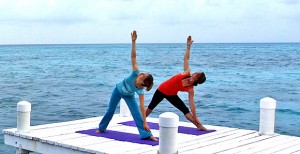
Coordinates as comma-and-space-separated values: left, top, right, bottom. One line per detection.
225, 107, 251, 113
277, 108, 300, 116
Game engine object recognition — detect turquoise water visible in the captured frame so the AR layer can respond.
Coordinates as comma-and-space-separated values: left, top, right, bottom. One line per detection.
1, 43, 299, 153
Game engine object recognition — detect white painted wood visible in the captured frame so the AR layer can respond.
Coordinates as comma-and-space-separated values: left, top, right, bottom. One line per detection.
178, 127, 239, 151
3, 114, 300, 154
179, 129, 256, 153
259, 97, 276, 135
127, 146, 158, 154
4, 134, 89, 154
291, 150, 300, 154
219, 134, 298, 154
252, 137, 300, 153
186, 131, 276, 153
270, 138, 300, 154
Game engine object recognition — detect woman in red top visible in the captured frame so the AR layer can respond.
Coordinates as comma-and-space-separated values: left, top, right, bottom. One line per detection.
146, 35, 207, 131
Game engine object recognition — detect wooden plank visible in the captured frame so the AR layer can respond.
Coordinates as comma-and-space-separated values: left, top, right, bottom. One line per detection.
4, 134, 89, 154
188, 131, 277, 153
253, 137, 300, 153
179, 129, 256, 153
291, 150, 300, 154
129, 147, 158, 154
83, 139, 151, 154
217, 134, 293, 154
41, 122, 157, 153
13, 115, 131, 141
177, 127, 239, 151
271, 138, 300, 154
3, 115, 300, 154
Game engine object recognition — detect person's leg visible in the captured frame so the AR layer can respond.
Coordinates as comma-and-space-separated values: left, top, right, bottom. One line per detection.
146, 89, 165, 117
123, 96, 153, 139
165, 95, 200, 127
184, 113, 201, 127
165, 95, 190, 115
185, 113, 207, 130
98, 87, 121, 131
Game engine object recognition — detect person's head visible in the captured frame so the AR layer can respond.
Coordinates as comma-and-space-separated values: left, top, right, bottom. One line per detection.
137, 73, 154, 91
190, 72, 206, 86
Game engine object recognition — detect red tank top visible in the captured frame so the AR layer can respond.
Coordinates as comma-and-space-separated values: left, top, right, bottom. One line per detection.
158, 73, 194, 95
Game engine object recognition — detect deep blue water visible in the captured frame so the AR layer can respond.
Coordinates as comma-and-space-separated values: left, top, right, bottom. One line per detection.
1, 43, 299, 153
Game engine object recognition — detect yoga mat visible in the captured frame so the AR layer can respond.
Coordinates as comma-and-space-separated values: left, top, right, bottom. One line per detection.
119, 121, 216, 135
76, 129, 158, 146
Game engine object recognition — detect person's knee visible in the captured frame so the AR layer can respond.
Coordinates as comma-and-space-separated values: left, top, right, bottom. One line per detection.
146, 107, 152, 111
182, 109, 190, 115
184, 112, 191, 117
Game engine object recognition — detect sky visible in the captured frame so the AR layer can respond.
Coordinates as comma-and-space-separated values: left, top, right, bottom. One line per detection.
0, 0, 299, 44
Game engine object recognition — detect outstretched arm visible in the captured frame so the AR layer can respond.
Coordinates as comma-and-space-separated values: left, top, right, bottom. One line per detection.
187, 89, 208, 131
131, 30, 138, 71
183, 36, 193, 74
139, 94, 151, 131
188, 89, 198, 123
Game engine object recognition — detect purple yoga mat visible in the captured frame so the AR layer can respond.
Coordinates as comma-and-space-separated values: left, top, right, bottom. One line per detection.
119, 121, 216, 135
76, 129, 158, 146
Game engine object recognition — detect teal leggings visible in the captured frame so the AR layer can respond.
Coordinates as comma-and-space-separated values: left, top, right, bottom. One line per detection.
98, 87, 152, 139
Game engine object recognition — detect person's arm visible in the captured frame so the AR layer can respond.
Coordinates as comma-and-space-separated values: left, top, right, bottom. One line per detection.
187, 89, 198, 122
187, 89, 207, 130
131, 30, 138, 71
183, 36, 193, 74
139, 94, 151, 131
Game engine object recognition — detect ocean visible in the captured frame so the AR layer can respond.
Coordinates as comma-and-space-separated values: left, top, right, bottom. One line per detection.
1, 43, 299, 153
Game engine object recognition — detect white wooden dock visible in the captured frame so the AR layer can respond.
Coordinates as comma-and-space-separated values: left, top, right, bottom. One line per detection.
3, 114, 300, 154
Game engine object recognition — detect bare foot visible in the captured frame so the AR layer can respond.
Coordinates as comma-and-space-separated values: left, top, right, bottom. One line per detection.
197, 125, 209, 131
148, 136, 159, 142
95, 130, 104, 133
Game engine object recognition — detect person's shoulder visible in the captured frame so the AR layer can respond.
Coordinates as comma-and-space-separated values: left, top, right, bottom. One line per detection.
132, 69, 140, 74
181, 72, 191, 76
187, 87, 194, 93
136, 88, 144, 95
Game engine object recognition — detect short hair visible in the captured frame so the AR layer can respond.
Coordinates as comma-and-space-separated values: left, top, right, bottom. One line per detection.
193, 72, 206, 86
142, 74, 154, 91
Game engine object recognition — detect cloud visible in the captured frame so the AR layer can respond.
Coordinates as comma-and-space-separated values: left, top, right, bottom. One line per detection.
0, 0, 93, 24
280, 0, 300, 4
0, 0, 299, 44
0, 0, 298, 25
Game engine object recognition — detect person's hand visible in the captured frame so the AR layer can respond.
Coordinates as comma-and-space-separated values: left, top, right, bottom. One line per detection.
187, 35, 193, 47
143, 123, 151, 132
131, 30, 137, 42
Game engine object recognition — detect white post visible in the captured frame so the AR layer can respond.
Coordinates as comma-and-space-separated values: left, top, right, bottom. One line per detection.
259, 97, 276, 135
158, 112, 179, 154
16, 101, 31, 154
17, 101, 31, 133
120, 99, 131, 117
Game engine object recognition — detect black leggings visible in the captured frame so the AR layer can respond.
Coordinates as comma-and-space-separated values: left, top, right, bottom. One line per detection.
148, 89, 190, 115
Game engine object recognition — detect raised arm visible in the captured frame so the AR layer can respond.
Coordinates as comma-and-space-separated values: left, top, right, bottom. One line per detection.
183, 36, 193, 74
131, 30, 138, 71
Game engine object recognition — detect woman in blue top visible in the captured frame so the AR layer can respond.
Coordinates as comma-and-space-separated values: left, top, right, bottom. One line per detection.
97, 30, 158, 142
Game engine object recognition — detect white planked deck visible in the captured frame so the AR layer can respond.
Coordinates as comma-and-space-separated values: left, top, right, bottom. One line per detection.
3, 114, 300, 154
